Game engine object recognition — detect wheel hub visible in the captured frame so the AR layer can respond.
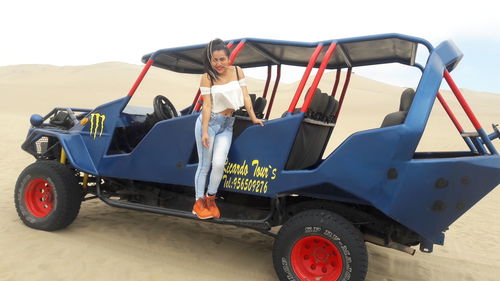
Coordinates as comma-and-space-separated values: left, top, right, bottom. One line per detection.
313, 247, 328, 263
24, 178, 55, 217
291, 235, 343, 281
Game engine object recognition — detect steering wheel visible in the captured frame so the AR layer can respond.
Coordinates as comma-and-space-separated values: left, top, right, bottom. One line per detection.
153, 95, 178, 120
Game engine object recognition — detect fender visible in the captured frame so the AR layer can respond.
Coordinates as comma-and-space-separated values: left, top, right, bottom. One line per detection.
22, 128, 98, 174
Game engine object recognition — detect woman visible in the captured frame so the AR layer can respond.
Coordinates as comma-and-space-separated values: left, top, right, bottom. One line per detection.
193, 38, 264, 219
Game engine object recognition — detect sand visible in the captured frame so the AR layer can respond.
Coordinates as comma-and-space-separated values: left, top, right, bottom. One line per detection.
1, 62, 499, 281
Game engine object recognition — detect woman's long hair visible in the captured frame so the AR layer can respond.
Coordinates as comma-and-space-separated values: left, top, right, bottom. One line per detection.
202, 38, 231, 83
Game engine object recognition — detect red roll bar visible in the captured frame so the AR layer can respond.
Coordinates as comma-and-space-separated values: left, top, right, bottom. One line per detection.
229, 41, 246, 65
192, 89, 201, 106
128, 59, 154, 96
436, 92, 464, 132
287, 44, 324, 112
301, 43, 337, 113
331, 69, 341, 97
262, 65, 272, 99
436, 91, 478, 152
334, 68, 352, 120
443, 70, 497, 154
265, 65, 281, 119
193, 93, 203, 112
443, 71, 482, 130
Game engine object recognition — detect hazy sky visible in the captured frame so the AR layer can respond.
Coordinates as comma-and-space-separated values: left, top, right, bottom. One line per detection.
1, 0, 499, 93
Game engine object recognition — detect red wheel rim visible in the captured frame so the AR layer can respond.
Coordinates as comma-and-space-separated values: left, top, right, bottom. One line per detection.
291, 235, 343, 281
24, 178, 55, 218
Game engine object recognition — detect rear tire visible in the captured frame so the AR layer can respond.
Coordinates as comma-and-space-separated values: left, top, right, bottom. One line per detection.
273, 209, 368, 281
14, 160, 82, 231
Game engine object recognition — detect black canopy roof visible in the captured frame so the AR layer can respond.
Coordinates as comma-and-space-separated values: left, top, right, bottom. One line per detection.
141, 34, 433, 74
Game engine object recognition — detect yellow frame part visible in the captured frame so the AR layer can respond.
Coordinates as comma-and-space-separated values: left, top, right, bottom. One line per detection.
60, 147, 66, 164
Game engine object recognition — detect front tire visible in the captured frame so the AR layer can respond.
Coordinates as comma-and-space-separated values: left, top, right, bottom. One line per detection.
273, 209, 368, 281
14, 160, 82, 231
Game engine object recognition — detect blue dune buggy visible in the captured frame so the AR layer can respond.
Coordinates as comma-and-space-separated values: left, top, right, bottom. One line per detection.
15, 34, 500, 281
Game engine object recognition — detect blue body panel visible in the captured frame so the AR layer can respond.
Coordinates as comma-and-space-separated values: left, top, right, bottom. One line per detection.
390, 156, 500, 243
98, 113, 199, 186
23, 36, 500, 245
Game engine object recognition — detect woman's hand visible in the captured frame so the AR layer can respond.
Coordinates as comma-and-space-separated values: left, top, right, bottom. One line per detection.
253, 119, 265, 127
202, 133, 210, 148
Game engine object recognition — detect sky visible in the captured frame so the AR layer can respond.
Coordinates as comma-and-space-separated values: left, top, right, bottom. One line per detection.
1, 0, 499, 93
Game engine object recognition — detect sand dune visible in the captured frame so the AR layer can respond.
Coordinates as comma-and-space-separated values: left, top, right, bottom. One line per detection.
1, 63, 499, 281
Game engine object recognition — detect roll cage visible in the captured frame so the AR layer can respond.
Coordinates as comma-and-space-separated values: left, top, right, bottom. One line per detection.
131, 33, 497, 156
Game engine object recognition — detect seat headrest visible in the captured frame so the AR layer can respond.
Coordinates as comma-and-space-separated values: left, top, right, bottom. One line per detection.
324, 97, 335, 117
254, 97, 267, 117
249, 93, 256, 105
324, 97, 339, 118
317, 92, 330, 114
399, 88, 415, 111
254, 97, 266, 107
308, 90, 324, 113
304, 87, 322, 100
331, 98, 339, 116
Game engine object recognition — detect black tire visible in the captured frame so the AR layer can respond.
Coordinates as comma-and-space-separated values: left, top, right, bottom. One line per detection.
273, 209, 368, 281
14, 160, 82, 231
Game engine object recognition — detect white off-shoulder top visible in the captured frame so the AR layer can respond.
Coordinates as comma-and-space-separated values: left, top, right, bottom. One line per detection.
200, 79, 246, 113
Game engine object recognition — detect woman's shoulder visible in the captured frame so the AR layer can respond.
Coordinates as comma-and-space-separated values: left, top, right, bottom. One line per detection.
200, 73, 212, 87
233, 66, 244, 78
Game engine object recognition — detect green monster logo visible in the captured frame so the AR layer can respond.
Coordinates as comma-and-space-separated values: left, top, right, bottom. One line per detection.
89, 113, 106, 139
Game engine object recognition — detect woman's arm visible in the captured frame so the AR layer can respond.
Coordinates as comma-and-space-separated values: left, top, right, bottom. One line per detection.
236, 66, 264, 126
200, 74, 212, 148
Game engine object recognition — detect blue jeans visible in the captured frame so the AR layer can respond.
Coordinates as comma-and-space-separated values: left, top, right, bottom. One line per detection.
194, 112, 235, 200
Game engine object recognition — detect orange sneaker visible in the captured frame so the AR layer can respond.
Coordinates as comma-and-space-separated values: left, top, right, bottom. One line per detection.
205, 195, 220, 219
192, 198, 213, 219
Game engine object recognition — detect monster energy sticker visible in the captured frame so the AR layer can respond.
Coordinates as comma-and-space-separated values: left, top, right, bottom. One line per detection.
89, 113, 106, 139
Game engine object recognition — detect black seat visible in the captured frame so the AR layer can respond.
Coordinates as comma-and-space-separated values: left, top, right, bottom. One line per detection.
305, 89, 325, 119
232, 94, 268, 140
285, 89, 338, 170
323, 96, 335, 118
253, 97, 267, 119
282, 88, 323, 118
311, 92, 330, 120
234, 93, 264, 118
322, 96, 339, 123
381, 88, 415, 127
249, 93, 256, 105
283, 88, 339, 122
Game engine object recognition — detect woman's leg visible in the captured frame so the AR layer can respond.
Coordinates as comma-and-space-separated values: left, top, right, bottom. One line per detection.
194, 117, 215, 200
206, 126, 233, 196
